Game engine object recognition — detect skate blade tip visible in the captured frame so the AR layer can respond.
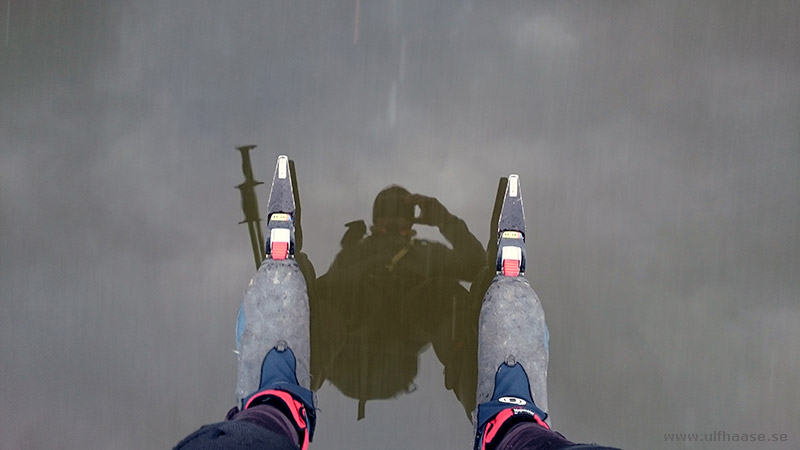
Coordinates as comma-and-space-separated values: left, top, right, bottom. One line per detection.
277, 155, 289, 179
508, 174, 519, 198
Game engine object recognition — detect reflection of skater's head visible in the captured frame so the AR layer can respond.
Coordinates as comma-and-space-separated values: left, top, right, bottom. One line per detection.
368, 185, 459, 240
370, 185, 415, 238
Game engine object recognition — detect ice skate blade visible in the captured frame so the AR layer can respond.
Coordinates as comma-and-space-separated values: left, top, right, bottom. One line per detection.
265, 155, 296, 260
495, 174, 526, 276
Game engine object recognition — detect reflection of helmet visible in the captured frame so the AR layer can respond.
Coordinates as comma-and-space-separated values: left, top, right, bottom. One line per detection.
372, 185, 413, 224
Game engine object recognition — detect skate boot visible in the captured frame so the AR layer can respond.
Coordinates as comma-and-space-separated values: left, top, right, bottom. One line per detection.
234, 155, 315, 447
473, 174, 550, 450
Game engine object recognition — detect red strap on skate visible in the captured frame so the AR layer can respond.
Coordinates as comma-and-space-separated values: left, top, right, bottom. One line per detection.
502, 259, 520, 277
481, 407, 549, 450
245, 389, 309, 450
271, 242, 289, 260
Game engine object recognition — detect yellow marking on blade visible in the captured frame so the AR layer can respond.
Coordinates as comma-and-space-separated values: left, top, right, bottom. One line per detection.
502, 231, 522, 239
270, 213, 290, 221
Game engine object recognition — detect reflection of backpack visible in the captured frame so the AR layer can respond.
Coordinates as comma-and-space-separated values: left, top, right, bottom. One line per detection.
318, 221, 476, 418
326, 332, 421, 420
340, 220, 367, 249
339, 220, 419, 274
341, 238, 418, 332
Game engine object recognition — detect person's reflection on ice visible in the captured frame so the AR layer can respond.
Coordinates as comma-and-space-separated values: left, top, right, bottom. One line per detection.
310, 185, 485, 419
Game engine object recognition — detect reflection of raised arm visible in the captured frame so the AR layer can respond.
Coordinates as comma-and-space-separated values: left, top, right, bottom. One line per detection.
409, 194, 485, 281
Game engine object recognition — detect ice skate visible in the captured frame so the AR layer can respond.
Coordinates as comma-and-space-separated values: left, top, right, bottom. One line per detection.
473, 174, 550, 450
234, 155, 315, 447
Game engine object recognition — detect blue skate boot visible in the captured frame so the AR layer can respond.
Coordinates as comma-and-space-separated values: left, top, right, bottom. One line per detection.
234, 155, 315, 448
473, 174, 550, 450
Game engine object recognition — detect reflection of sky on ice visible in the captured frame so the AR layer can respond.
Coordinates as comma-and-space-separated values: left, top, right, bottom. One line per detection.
1, 1, 798, 448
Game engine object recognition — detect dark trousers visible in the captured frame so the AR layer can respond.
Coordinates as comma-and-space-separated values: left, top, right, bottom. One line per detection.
174, 405, 620, 450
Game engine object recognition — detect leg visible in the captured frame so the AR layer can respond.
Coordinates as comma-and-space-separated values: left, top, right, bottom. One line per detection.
473, 175, 619, 450
425, 277, 480, 418
174, 405, 300, 450
175, 155, 316, 449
